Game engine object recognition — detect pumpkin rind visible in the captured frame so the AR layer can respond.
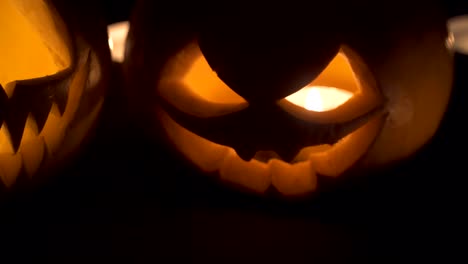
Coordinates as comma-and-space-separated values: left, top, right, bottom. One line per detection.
124, 0, 454, 197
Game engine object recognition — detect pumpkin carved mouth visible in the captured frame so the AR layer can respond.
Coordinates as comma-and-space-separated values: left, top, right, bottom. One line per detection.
0, 49, 103, 186
159, 109, 385, 195
156, 41, 387, 195
0, 0, 105, 187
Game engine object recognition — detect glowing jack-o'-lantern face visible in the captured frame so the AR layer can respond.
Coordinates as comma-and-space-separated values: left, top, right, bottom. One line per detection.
124, 1, 453, 197
157, 43, 386, 195
0, 0, 108, 189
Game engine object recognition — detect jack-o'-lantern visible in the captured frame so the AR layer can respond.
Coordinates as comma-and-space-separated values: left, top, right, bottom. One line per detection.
0, 0, 109, 190
123, 1, 454, 197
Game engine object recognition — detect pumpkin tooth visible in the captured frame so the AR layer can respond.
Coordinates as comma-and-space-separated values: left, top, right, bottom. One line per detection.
0, 72, 73, 152
40, 103, 66, 155
3, 81, 49, 151
17, 115, 45, 177
219, 149, 271, 193
0, 123, 15, 154
269, 159, 317, 196
0, 153, 22, 188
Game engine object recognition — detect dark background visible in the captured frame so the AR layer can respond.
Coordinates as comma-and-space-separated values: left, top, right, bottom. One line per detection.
1, 1, 467, 263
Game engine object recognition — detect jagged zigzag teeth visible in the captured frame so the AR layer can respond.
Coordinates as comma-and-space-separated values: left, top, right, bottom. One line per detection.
0, 100, 74, 186
5, 81, 53, 152
40, 50, 93, 156
0, 153, 22, 188
0, 50, 90, 153
0, 103, 64, 157
0, 122, 15, 155
18, 115, 46, 177
0, 114, 47, 183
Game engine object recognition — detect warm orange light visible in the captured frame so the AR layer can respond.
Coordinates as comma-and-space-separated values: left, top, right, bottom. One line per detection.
156, 43, 387, 196
284, 50, 358, 112
182, 54, 246, 105
0, 0, 72, 186
158, 107, 384, 195
285, 86, 353, 112
0, 47, 103, 187
0, 0, 70, 86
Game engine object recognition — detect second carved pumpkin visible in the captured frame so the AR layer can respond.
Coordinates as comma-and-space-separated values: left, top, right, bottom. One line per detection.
124, 0, 454, 197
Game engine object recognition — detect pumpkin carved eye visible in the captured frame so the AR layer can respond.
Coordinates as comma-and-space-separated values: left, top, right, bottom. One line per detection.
154, 40, 386, 195
285, 86, 353, 112
182, 51, 246, 106
284, 50, 357, 112
278, 46, 382, 124
159, 42, 248, 118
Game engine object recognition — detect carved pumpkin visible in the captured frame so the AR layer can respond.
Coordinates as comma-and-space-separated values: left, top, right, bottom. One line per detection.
124, 1, 454, 196
0, 0, 109, 190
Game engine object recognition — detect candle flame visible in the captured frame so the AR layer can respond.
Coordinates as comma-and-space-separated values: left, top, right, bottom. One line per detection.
305, 87, 323, 111
108, 37, 114, 51
286, 86, 353, 112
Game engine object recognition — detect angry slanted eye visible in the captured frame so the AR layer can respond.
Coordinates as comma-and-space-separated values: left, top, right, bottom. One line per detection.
285, 50, 358, 112
182, 53, 247, 105
157, 43, 248, 118
176, 44, 358, 114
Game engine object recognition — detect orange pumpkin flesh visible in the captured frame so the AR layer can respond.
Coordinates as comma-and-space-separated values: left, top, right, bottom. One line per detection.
0, 0, 108, 188
360, 30, 454, 166
124, 2, 453, 197
158, 107, 385, 195
156, 41, 386, 195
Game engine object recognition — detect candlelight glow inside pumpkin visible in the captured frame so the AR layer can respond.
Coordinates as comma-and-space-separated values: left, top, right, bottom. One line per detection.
0, 0, 71, 84
124, 1, 453, 198
286, 86, 353, 112
0, 0, 106, 188
156, 42, 386, 195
